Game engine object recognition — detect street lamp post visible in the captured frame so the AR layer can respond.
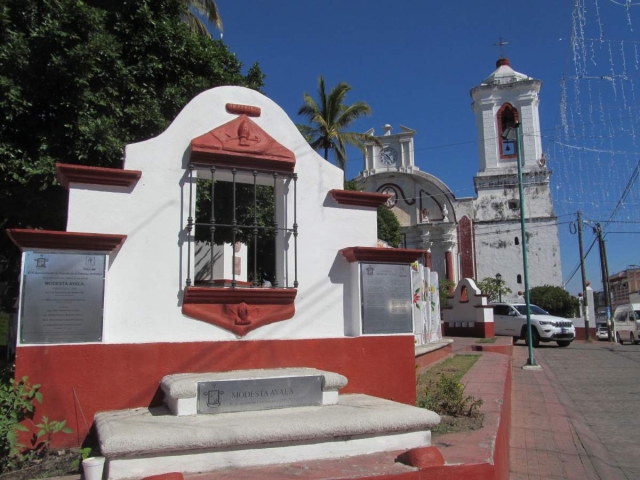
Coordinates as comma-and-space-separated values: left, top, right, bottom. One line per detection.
495, 273, 503, 302
502, 123, 538, 368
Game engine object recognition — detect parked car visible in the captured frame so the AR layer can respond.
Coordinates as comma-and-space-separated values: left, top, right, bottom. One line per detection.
612, 303, 640, 344
596, 325, 609, 341
492, 303, 576, 348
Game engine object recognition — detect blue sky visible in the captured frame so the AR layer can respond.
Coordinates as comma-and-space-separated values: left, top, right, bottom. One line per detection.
215, 0, 640, 295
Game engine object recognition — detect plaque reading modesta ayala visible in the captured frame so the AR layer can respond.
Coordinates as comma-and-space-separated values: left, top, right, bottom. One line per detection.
197, 376, 323, 414
20, 252, 106, 344
361, 263, 413, 335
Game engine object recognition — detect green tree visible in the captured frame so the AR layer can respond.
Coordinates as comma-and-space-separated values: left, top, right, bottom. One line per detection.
0, 0, 265, 309
297, 75, 379, 170
476, 277, 512, 303
529, 285, 578, 318
183, 0, 223, 37
439, 278, 456, 308
377, 206, 401, 247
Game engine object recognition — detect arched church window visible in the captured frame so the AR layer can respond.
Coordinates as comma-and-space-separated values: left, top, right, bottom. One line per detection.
497, 103, 519, 159
515, 236, 519, 245
517, 274, 522, 284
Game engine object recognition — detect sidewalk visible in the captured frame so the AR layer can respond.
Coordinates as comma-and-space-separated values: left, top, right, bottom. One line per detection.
509, 344, 625, 480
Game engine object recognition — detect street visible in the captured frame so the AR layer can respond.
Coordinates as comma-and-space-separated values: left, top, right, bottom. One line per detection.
512, 339, 640, 479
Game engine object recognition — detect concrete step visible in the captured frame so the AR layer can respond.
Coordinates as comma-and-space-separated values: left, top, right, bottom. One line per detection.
161, 368, 347, 416
96, 394, 440, 480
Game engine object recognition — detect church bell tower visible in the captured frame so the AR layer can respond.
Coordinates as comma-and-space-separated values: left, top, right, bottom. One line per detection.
471, 57, 543, 172
469, 56, 562, 297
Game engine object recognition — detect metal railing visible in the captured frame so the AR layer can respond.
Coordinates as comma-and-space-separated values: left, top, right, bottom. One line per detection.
185, 163, 298, 289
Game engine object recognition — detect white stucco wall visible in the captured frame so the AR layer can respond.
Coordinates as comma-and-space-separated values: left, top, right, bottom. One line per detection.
473, 218, 562, 297
60, 86, 378, 344
446, 279, 493, 324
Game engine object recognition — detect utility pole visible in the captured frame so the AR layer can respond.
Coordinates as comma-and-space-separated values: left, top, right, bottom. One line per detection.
596, 223, 613, 342
577, 211, 590, 340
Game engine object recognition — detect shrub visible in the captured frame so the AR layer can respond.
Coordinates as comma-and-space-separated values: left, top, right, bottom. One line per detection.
0, 376, 42, 472
439, 278, 455, 308
529, 285, 578, 318
418, 374, 483, 418
0, 374, 73, 473
476, 277, 512, 303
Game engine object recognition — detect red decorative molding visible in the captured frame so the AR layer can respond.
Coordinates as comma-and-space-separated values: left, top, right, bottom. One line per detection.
7, 229, 126, 252
56, 163, 141, 189
225, 103, 261, 117
329, 190, 391, 208
182, 287, 297, 336
190, 115, 295, 173
339, 247, 426, 264
496, 57, 511, 68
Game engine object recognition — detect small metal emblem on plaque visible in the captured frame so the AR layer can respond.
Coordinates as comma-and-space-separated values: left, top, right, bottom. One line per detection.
197, 376, 322, 414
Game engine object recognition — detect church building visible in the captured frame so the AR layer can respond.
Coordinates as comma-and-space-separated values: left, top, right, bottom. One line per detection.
356, 57, 563, 299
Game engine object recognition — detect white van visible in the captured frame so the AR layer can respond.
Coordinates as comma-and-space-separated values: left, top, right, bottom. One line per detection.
612, 303, 640, 344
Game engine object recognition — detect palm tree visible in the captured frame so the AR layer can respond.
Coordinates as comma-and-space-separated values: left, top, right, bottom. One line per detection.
183, 0, 223, 37
298, 76, 379, 170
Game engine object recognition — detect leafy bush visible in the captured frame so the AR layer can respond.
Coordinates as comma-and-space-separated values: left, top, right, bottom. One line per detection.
377, 205, 401, 247
418, 374, 483, 418
0, 374, 73, 473
0, 376, 42, 472
476, 277, 512, 303
529, 285, 578, 318
439, 278, 455, 308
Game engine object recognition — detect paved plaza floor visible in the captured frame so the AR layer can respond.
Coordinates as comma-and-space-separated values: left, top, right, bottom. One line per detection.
510, 340, 639, 479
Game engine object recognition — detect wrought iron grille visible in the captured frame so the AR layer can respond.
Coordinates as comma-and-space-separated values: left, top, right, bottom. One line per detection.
184, 163, 298, 289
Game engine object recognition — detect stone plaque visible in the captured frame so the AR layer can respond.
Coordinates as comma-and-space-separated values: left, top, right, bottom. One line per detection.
197, 375, 322, 414
20, 252, 106, 344
361, 263, 413, 334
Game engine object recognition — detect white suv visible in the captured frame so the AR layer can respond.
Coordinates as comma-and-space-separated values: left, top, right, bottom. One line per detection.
492, 303, 576, 348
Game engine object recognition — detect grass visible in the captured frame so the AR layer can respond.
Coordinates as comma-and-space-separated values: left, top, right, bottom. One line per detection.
475, 337, 497, 344
416, 354, 481, 389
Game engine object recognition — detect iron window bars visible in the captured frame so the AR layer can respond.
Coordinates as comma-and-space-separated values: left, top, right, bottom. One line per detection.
184, 163, 298, 289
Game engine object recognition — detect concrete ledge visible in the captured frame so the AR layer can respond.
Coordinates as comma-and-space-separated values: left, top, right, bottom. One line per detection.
415, 339, 454, 369
161, 368, 348, 415
162, 368, 347, 399
97, 394, 439, 479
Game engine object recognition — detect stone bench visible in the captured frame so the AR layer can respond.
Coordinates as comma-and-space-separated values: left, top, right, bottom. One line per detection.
96, 394, 440, 479
161, 368, 348, 416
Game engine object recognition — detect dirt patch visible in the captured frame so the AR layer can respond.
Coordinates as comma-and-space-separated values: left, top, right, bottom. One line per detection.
431, 414, 484, 437
0, 450, 81, 480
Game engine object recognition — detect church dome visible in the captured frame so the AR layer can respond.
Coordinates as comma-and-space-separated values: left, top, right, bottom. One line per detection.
480, 58, 533, 86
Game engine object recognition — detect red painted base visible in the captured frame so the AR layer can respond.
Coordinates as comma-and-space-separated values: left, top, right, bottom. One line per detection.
442, 322, 495, 338
574, 327, 597, 341
415, 344, 452, 370
15, 336, 416, 448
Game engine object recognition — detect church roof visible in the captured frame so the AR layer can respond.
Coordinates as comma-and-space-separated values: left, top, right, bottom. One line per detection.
480, 58, 533, 86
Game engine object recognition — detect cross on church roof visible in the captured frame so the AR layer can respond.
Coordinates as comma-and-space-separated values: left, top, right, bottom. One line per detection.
493, 35, 509, 58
